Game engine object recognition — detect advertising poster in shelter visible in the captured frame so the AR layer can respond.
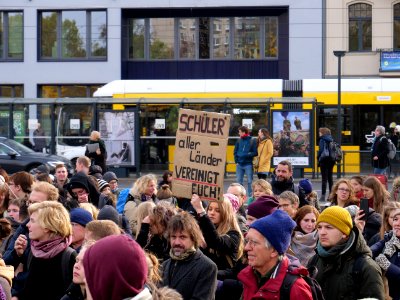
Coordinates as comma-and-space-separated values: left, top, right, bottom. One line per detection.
172, 109, 231, 201
98, 111, 136, 166
272, 111, 311, 167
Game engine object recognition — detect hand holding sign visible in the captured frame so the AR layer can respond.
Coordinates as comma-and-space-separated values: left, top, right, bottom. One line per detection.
191, 194, 205, 214
172, 109, 231, 201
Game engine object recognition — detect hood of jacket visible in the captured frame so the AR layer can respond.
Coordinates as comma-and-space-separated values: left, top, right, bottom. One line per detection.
320, 135, 333, 143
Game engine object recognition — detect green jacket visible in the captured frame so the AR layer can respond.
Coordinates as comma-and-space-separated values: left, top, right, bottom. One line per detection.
310, 228, 384, 300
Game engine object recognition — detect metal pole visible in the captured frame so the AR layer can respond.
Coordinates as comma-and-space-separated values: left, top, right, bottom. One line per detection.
334, 50, 345, 178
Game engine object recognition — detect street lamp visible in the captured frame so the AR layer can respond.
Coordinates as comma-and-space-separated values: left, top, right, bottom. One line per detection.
333, 50, 346, 178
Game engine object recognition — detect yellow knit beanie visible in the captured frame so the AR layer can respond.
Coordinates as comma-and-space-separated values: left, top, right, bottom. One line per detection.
317, 206, 353, 236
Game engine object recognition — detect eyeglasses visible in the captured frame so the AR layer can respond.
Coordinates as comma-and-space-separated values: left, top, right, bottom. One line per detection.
244, 238, 261, 248
337, 188, 350, 193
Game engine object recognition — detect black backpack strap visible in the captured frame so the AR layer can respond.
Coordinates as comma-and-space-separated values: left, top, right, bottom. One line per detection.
280, 273, 298, 300
351, 254, 365, 299
61, 247, 76, 289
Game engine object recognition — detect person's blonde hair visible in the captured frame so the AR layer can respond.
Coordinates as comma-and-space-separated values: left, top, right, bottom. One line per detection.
28, 201, 71, 238
130, 174, 158, 197
77, 156, 91, 168
206, 198, 244, 258
135, 201, 156, 238
251, 179, 273, 196
145, 252, 161, 284
85, 220, 121, 241
80, 203, 99, 220
278, 191, 299, 206
90, 131, 101, 140
31, 181, 59, 201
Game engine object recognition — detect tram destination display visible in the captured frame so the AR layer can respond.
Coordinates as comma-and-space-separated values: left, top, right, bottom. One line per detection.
172, 109, 231, 201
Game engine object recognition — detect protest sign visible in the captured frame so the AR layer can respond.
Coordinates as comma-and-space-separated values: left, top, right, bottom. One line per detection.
172, 109, 230, 201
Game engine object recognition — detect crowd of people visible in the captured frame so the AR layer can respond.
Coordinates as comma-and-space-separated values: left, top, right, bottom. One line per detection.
0, 123, 399, 299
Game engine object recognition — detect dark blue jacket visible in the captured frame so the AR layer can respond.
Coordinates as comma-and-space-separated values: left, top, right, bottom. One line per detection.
3, 218, 30, 296
234, 136, 257, 166
371, 231, 400, 300
317, 134, 333, 158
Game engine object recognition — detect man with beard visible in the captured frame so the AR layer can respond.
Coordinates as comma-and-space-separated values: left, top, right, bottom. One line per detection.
161, 212, 217, 300
270, 160, 308, 207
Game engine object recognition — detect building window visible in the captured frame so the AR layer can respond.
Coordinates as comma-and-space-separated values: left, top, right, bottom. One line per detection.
128, 16, 278, 60
349, 3, 372, 52
150, 18, 174, 59
0, 11, 23, 60
179, 18, 196, 59
39, 10, 107, 60
265, 17, 278, 58
39, 85, 102, 97
0, 85, 23, 97
394, 4, 400, 49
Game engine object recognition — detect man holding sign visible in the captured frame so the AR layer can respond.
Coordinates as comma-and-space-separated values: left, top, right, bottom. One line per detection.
172, 109, 230, 201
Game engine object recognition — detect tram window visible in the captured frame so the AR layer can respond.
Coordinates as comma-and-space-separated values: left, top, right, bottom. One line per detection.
225, 105, 268, 139
140, 104, 179, 137
56, 105, 93, 147
318, 106, 352, 144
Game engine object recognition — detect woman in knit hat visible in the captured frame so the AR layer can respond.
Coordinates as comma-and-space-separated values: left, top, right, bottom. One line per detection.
299, 178, 320, 211
246, 194, 279, 226
291, 205, 319, 266
310, 206, 384, 300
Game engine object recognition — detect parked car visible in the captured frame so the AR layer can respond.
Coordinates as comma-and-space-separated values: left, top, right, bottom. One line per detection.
0, 137, 74, 175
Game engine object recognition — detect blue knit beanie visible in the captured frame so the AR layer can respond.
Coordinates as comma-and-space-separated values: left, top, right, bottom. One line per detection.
299, 178, 313, 195
250, 209, 296, 254
70, 208, 93, 227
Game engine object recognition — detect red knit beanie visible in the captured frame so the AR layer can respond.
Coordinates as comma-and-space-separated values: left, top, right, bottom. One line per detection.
83, 235, 148, 300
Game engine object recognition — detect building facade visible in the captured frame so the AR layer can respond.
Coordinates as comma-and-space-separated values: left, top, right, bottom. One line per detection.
0, 0, 323, 98
325, 0, 400, 77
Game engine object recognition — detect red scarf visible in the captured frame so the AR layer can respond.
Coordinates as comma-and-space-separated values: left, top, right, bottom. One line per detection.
241, 133, 250, 139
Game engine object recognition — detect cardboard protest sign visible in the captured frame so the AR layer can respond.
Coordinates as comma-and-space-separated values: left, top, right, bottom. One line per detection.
172, 109, 230, 201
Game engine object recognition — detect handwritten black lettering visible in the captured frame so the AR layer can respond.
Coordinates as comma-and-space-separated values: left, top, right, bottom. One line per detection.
179, 113, 225, 136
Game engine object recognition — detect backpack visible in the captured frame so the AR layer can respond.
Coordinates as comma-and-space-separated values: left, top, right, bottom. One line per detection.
280, 268, 325, 300
27, 246, 76, 290
328, 141, 342, 163
386, 138, 396, 160
318, 141, 330, 162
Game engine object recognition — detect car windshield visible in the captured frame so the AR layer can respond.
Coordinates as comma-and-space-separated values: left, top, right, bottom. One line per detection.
0, 139, 35, 155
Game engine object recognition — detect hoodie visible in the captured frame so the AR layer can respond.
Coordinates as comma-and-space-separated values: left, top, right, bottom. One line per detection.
66, 172, 100, 207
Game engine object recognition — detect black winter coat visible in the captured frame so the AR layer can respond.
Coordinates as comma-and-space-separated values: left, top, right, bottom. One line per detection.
61, 283, 85, 300
18, 249, 77, 300
310, 228, 384, 300
270, 175, 308, 207
162, 249, 217, 300
371, 135, 390, 169
85, 139, 107, 174
198, 214, 241, 270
